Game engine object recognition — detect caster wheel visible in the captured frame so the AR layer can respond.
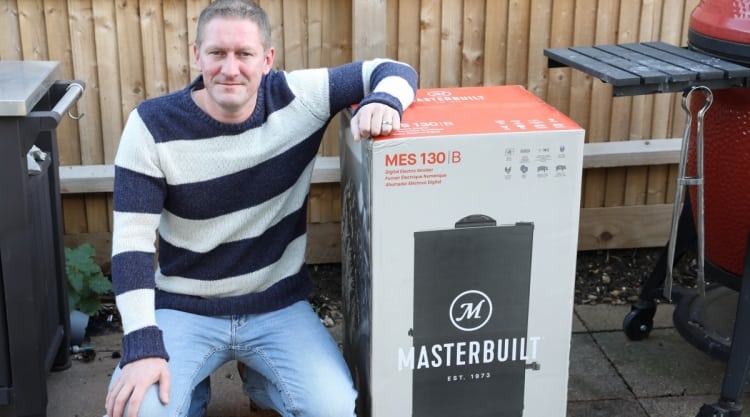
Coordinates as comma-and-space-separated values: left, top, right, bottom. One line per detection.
622, 305, 656, 341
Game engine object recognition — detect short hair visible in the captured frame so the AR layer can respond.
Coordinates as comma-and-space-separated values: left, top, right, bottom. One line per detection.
195, 0, 272, 50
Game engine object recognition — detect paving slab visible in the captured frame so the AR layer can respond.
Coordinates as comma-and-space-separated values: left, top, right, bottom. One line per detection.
40, 307, 749, 417
575, 303, 675, 333
639, 392, 750, 417
46, 357, 273, 417
571, 309, 586, 333
639, 394, 719, 417
567, 333, 632, 402
205, 362, 255, 417
46, 332, 120, 417
46, 324, 343, 417
567, 399, 648, 417
593, 328, 726, 398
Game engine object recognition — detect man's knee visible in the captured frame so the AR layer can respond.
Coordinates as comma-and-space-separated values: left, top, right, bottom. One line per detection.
242, 368, 357, 417
300, 380, 357, 417
120, 384, 185, 417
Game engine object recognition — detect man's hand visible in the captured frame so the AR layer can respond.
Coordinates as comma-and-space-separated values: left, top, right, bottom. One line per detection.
350, 102, 401, 141
105, 357, 170, 417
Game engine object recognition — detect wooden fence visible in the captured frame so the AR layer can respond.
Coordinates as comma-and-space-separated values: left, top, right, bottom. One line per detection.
1, 0, 701, 264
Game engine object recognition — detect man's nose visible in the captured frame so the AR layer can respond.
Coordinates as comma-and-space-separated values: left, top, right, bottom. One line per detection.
221, 55, 241, 76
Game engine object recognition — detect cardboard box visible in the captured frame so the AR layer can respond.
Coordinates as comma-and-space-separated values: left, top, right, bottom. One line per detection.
340, 85, 584, 417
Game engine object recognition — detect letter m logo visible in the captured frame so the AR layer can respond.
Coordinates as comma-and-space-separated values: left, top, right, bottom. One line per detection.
455, 300, 486, 322
449, 290, 493, 332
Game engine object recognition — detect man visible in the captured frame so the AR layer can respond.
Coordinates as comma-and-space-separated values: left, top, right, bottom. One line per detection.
104, 1, 417, 416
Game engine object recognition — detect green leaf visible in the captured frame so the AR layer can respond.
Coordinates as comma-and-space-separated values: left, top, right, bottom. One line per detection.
88, 275, 112, 294
68, 271, 84, 292
77, 298, 102, 316
65, 243, 111, 316
68, 292, 80, 310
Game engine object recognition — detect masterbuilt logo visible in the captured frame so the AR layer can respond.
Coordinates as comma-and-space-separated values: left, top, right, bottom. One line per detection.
416, 90, 485, 103
398, 289, 540, 371
450, 290, 493, 332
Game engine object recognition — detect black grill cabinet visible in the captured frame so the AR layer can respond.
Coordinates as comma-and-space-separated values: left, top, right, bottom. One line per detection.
0, 61, 84, 417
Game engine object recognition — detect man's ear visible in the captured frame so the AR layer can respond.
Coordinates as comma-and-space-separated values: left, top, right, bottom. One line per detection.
264, 47, 276, 74
193, 44, 200, 65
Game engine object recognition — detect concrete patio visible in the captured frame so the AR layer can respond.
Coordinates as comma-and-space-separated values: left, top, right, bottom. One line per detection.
42, 302, 750, 417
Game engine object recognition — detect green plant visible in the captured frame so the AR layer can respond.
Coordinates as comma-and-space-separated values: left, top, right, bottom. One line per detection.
65, 243, 112, 316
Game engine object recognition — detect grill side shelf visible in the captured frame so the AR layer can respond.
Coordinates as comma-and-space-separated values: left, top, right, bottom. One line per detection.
545, 42, 750, 96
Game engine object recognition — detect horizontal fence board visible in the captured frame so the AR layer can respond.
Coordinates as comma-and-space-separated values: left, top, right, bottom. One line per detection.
65, 203, 677, 265
59, 156, 345, 193
59, 164, 114, 194
582, 138, 681, 168
59, 139, 683, 193
578, 204, 674, 250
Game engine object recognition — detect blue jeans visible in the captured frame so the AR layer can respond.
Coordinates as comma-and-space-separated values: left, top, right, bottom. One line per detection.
109, 300, 357, 417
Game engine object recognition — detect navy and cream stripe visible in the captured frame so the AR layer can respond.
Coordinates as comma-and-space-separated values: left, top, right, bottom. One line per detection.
111, 59, 417, 365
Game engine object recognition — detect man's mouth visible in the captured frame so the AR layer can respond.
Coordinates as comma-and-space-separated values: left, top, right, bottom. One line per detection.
213, 79, 244, 88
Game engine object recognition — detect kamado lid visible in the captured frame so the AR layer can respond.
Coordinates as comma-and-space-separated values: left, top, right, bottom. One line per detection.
689, 0, 750, 64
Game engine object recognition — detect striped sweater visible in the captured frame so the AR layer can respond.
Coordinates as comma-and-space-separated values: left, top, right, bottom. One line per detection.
112, 59, 417, 365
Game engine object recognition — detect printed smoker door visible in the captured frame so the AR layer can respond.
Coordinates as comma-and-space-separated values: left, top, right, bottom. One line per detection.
412, 217, 534, 417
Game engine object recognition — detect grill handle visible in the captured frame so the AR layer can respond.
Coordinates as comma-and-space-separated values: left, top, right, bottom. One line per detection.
51, 82, 84, 121
28, 80, 85, 130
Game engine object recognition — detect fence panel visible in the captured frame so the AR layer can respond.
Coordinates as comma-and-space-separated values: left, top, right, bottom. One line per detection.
0, 0, 703, 262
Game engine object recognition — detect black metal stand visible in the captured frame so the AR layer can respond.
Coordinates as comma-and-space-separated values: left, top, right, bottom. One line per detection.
694, 231, 750, 417
622, 198, 698, 341
622, 197, 750, 417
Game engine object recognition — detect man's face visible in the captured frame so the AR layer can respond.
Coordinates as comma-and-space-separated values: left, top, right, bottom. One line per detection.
193, 17, 274, 122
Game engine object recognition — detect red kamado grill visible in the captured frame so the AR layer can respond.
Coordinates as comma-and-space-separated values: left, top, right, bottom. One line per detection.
687, 0, 750, 279
544, 1, 750, 416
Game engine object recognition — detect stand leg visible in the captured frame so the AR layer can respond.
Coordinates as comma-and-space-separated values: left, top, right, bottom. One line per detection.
623, 199, 697, 341
695, 231, 750, 417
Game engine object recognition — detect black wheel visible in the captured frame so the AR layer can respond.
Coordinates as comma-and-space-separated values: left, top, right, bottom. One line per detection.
622, 304, 656, 341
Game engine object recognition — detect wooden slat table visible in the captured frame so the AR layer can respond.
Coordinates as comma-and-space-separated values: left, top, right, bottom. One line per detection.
544, 41, 750, 96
